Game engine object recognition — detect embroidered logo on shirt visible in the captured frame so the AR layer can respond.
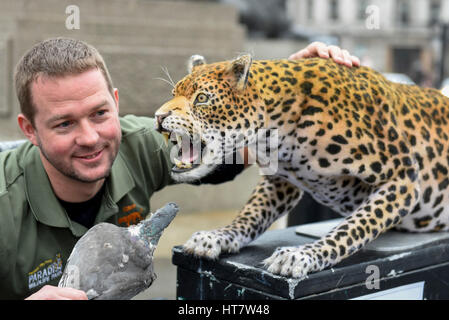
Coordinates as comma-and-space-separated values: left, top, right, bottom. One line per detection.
118, 203, 144, 226
28, 253, 63, 290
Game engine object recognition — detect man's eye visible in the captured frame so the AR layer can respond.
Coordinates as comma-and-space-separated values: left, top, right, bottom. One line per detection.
56, 121, 72, 129
194, 93, 209, 105
92, 110, 108, 119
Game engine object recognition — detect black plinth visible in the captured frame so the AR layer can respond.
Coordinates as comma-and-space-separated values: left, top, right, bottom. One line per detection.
172, 219, 449, 300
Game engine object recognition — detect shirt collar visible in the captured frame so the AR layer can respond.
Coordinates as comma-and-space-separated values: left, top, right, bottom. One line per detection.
107, 150, 135, 204
25, 146, 135, 231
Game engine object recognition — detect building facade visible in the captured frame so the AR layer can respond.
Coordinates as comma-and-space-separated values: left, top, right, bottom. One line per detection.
286, 0, 449, 86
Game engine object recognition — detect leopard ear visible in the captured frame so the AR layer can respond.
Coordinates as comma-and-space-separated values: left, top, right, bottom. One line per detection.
188, 55, 206, 73
227, 54, 252, 91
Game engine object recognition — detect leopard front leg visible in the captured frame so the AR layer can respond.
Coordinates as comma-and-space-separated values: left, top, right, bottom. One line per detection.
264, 174, 420, 278
183, 175, 302, 259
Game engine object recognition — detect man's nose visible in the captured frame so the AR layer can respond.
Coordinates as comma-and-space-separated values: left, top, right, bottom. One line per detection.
155, 111, 171, 132
76, 121, 99, 146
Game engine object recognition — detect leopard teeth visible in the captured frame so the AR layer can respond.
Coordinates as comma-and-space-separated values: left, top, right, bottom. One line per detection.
176, 134, 183, 146
174, 158, 183, 168
182, 162, 192, 169
174, 157, 192, 169
162, 132, 170, 146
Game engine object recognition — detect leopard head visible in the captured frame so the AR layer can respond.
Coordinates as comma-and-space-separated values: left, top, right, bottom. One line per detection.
155, 54, 265, 183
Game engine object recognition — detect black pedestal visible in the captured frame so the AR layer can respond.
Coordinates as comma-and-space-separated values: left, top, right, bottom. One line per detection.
173, 219, 449, 300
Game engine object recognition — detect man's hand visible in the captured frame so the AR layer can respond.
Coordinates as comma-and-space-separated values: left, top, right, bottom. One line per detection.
25, 285, 88, 300
289, 41, 361, 67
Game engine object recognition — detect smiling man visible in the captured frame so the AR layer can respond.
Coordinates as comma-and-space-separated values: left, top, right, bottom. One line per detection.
4, 38, 177, 299
0, 38, 359, 299
19, 69, 122, 201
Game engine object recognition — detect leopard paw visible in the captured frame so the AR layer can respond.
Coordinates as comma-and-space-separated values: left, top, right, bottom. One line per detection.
263, 246, 320, 278
183, 230, 241, 259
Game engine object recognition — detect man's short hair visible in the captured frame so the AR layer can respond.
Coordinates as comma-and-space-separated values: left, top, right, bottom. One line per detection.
14, 37, 114, 126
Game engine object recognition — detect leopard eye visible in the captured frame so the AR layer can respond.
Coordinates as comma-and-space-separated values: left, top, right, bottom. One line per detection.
194, 93, 209, 105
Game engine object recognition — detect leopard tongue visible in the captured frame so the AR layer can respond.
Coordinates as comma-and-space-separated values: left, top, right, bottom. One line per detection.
181, 143, 200, 164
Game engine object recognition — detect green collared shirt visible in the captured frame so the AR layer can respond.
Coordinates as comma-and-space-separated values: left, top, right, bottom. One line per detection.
0, 115, 174, 299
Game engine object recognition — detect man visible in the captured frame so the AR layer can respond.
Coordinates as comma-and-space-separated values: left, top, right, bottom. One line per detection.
0, 38, 359, 300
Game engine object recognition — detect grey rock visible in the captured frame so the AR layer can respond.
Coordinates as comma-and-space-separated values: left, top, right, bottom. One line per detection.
58, 202, 179, 300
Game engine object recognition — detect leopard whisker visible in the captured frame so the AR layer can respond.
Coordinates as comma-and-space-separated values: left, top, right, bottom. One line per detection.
160, 66, 176, 87
154, 77, 175, 89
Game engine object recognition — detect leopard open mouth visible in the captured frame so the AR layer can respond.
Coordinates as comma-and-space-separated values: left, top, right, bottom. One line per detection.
160, 130, 207, 173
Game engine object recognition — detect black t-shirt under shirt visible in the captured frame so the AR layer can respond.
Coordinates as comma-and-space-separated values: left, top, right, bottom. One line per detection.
58, 185, 105, 229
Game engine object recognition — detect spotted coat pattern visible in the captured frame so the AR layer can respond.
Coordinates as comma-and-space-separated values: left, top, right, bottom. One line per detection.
155, 56, 449, 278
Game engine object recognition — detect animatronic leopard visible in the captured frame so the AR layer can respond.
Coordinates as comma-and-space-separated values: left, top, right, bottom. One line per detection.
155, 54, 449, 278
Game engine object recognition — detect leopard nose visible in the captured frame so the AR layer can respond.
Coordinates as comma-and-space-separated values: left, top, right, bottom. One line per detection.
155, 111, 172, 132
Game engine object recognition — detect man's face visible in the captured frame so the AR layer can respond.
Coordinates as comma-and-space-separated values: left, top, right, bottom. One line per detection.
22, 69, 121, 184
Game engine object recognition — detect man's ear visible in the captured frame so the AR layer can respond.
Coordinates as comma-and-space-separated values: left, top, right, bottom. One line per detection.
113, 88, 119, 112
226, 54, 252, 92
17, 114, 38, 146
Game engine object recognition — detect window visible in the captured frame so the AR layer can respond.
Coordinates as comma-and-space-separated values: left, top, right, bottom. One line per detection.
307, 0, 314, 21
358, 0, 370, 21
396, 0, 410, 26
429, 0, 441, 26
329, 0, 339, 21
